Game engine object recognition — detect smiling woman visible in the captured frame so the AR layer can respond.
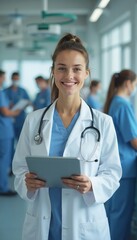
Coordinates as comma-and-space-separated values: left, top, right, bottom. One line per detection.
53, 50, 89, 100
12, 33, 122, 240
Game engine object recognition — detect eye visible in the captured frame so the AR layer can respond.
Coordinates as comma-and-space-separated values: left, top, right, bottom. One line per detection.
57, 67, 66, 72
73, 68, 82, 72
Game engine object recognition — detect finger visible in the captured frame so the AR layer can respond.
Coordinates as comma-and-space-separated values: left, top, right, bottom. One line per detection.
25, 172, 37, 179
71, 175, 89, 182
26, 179, 46, 187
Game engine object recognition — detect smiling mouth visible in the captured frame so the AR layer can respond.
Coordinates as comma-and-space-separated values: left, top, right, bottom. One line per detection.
62, 82, 77, 86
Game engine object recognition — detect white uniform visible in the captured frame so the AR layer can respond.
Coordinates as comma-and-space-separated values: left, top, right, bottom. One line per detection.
13, 99, 122, 240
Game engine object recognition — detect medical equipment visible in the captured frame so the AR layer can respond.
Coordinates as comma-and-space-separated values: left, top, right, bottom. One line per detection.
34, 104, 100, 161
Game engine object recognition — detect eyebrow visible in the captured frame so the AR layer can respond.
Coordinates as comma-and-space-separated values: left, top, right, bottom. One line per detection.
56, 63, 83, 67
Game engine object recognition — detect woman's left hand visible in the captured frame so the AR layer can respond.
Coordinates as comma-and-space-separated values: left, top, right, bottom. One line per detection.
62, 175, 92, 194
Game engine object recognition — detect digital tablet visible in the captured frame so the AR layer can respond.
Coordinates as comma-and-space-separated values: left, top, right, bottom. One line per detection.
26, 156, 81, 188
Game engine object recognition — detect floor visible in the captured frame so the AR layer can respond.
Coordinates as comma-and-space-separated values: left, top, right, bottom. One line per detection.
0, 176, 26, 240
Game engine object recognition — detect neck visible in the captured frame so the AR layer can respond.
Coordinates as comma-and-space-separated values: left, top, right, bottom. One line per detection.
56, 95, 81, 115
12, 85, 18, 90
116, 88, 128, 98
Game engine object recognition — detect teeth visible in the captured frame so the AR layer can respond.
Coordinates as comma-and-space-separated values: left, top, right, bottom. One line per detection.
63, 82, 76, 86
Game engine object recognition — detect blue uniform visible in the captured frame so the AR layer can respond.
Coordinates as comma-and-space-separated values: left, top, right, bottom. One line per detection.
105, 96, 137, 240
4, 86, 30, 140
33, 88, 51, 110
0, 89, 14, 192
48, 109, 79, 240
86, 94, 102, 110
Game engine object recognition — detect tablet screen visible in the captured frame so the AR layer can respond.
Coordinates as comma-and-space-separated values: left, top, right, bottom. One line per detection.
26, 156, 81, 188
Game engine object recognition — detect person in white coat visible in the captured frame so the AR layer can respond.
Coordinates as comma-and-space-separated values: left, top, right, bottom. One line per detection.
12, 33, 122, 240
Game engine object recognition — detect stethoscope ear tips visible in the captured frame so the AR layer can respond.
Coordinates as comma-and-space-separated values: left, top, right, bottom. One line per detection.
34, 134, 42, 145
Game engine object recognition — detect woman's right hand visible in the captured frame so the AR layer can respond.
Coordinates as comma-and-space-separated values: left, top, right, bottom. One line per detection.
25, 173, 46, 192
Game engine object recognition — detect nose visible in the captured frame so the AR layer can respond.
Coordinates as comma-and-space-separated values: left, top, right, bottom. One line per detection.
66, 69, 74, 79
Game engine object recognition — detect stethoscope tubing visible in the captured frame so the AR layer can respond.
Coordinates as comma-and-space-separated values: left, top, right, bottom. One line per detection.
34, 104, 101, 147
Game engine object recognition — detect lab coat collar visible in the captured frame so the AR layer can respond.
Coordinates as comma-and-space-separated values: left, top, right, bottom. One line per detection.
42, 98, 93, 154
42, 98, 93, 122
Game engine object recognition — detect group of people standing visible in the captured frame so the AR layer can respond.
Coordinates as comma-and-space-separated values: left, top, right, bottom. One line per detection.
0, 71, 51, 196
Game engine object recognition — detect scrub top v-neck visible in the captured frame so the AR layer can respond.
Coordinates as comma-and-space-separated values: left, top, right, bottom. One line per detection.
48, 108, 80, 240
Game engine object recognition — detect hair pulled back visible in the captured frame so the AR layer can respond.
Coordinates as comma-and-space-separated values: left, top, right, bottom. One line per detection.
50, 33, 89, 102
104, 69, 136, 113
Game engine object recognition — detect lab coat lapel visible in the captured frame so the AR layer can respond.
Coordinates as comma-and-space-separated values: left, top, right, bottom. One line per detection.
64, 100, 92, 155
42, 101, 56, 155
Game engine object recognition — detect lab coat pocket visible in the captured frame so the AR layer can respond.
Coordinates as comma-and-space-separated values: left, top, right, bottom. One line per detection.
79, 217, 110, 240
22, 212, 37, 240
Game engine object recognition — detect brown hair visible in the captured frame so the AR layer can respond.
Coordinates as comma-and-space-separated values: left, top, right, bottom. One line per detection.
90, 80, 100, 90
50, 33, 89, 102
104, 69, 136, 113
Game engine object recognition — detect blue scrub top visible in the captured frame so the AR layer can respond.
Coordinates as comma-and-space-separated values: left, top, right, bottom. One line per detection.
33, 88, 51, 110
109, 96, 137, 178
86, 94, 102, 110
4, 86, 30, 128
0, 89, 14, 139
48, 109, 80, 240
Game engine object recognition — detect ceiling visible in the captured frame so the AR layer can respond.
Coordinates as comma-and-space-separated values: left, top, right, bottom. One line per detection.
0, 0, 96, 54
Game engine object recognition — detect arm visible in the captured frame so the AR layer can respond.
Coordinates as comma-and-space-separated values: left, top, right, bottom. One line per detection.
130, 138, 137, 150
12, 114, 39, 201
0, 106, 20, 117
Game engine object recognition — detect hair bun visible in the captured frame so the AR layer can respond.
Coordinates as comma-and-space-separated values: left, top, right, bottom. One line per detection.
114, 73, 120, 79
57, 33, 82, 47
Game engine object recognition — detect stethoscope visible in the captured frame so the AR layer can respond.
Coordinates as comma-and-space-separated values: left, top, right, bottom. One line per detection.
34, 104, 101, 162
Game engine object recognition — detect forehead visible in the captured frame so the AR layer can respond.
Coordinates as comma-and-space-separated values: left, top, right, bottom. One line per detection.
55, 50, 86, 65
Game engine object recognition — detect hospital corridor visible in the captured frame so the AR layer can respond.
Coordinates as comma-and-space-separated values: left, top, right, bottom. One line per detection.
0, 0, 137, 240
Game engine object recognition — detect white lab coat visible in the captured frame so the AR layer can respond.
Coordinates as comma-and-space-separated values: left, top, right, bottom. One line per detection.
13, 99, 122, 240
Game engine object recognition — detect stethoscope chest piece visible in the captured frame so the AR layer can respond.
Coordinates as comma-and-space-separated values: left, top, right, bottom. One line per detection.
34, 133, 42, 145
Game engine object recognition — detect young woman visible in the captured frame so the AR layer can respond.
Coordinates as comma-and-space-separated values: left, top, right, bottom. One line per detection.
13, 33, 122, 240
104, 70, 137, 240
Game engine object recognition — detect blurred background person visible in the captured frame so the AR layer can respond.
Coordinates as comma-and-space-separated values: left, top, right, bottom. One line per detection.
33, 75, 51, 110
4, 72, 30, 141
86, 80, 102, 110
104, 69, 137, 240
0, 70, 20, 196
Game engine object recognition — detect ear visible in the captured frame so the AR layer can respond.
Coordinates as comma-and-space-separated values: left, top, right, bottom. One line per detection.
125, 79, 131, 88
85, 69, 90, 80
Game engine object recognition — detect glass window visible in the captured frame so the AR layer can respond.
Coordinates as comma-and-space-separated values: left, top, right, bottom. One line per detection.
101, 20, 131, 92
121, 21, 131, 43
110, 27, 120, 46
123, 46, 131, 68
102, 51, 110, 90
101, 34, 109, 49
21, 60, 52, 99
111, 46, 121, 73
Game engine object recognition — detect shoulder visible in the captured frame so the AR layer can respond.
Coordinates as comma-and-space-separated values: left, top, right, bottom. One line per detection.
82, 99, 112, 124
93, 108, 112, 124
19, 87, 27, 92
0, 89, 6, 97
111, 97, 133, 115
26, 108, 45, 121
4, 86, 11, 92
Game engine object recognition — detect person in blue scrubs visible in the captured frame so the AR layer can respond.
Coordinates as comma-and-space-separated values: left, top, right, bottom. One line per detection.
86, 80, 102, 110
0, 70, 20, 196
33, 76, 51, 110
104, 70, 137, 240
4, 72, 30, 141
